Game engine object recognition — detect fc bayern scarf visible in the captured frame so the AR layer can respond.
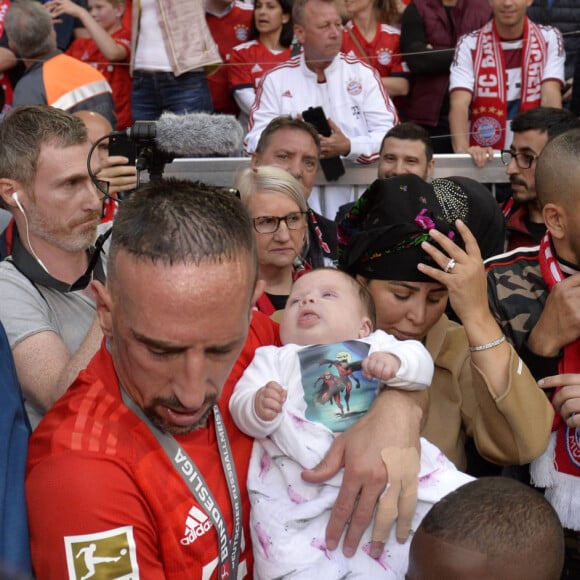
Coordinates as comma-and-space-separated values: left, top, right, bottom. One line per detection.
530, 232, 580, 530
470, 18, 546, 149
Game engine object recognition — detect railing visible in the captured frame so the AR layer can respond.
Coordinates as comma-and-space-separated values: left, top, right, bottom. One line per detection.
158, 153, 506, 185
150, 153, 508, 214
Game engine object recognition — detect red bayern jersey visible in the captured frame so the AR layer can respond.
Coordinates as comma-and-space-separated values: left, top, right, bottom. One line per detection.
67, 27, 132, 129
229, 39, 292, 92
206, 1, 253, 114
342, 20, 408, 79
26, 311, 281, 579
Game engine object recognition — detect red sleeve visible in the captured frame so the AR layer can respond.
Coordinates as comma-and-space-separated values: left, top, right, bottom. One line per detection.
113, 26, 132, 61
389, 48, 405, 76
228, 44, 254, 92
27, 453, 166, 578
341, 29, 356, 56
66, 38, 88, 60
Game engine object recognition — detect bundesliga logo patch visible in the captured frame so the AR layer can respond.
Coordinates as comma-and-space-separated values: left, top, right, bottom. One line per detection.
65, 526, 139, 579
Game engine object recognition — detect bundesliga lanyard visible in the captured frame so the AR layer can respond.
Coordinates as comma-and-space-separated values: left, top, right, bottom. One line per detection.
120, 389, 242, 579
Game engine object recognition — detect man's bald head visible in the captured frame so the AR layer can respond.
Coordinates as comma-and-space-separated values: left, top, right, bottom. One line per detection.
73, 110, 113, 144
536, 128, 580, 210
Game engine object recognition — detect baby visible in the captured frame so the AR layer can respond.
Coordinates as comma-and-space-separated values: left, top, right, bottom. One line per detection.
230, 268, 471, 578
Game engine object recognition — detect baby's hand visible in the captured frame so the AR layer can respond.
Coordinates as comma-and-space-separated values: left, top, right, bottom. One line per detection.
362, 352, 401, 382
255, 381, 287, 421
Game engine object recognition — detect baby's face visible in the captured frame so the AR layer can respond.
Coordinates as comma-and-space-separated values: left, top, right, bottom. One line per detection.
280, 269, 371, 346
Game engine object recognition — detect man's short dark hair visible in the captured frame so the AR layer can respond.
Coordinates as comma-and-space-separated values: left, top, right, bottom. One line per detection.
108, 178, 258, 288
0, 105, 87, 189
536, 127, 580, 208
255, 116, 321, 158
511, 107, 580, 141
380, 123, 434, 162
417, 477, 564, 579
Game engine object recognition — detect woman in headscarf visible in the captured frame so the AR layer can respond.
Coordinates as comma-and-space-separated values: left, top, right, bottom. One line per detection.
338, 174, 551, 471
431, 175, 506, 260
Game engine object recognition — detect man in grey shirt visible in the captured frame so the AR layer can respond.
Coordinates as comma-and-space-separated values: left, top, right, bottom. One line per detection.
0, 106, 106, 427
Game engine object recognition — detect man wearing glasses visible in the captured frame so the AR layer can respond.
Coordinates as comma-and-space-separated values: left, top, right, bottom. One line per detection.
500, 107, 580, 252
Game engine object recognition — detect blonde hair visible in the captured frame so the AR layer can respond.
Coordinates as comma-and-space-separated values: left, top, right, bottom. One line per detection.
235, 166, 308, 213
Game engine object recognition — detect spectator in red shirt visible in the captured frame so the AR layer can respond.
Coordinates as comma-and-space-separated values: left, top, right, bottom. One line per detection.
206, 0, 253, 116
229, 0, 293, 128
49, 0, 132, 129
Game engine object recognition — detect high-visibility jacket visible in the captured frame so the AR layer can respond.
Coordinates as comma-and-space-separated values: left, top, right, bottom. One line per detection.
13, 50, 116, 128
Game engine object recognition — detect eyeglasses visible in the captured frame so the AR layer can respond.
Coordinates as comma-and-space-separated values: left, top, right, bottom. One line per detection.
95, 179, 110, 199
500, 150, 539, 169
253, 212, 308, 234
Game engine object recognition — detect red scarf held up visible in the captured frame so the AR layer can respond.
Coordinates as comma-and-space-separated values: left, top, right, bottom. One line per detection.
539, 233, 580, 477
470, 18, 546, 149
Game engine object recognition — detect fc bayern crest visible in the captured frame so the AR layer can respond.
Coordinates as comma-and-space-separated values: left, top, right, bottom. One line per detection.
234, 24, 249, 42
472, 116, 502, 147
377, 49, 392, 66
346, 80, 362, 96
565, 425, 580, 468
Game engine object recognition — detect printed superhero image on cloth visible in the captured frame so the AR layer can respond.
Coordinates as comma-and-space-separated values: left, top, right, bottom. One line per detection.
297, 340, 377, 432
65, 525, 139, 579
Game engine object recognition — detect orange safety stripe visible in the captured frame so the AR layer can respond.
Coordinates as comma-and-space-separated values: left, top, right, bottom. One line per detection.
42, 54, 111, 108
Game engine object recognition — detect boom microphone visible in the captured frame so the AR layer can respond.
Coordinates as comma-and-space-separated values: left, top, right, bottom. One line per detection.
126, 112, 244, 157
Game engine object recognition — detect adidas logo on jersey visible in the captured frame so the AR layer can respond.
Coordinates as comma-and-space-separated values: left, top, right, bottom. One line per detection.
180, 506, 213, 546
282, 90, 292, 98
251, 64, 263, 74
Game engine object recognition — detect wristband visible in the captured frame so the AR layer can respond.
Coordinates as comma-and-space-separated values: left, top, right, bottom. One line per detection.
469, 335, 506, 352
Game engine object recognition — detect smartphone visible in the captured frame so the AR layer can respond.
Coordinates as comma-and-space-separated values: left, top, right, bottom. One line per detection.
302, 106, 346, 182
108, 132, 136, 165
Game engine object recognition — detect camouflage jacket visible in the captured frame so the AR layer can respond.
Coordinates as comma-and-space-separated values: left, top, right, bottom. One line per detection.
485, 245, 560, 380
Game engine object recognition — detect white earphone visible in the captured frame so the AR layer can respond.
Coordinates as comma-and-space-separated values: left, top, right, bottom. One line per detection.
11, 191, 50, 274
12, 192, 24, 214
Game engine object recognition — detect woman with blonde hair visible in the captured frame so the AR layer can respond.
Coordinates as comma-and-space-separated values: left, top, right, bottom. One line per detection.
236, 165, 309, 315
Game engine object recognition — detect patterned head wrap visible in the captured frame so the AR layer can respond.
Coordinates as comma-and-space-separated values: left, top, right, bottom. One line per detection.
338, 175, 459, 282
432, 176, 505, 260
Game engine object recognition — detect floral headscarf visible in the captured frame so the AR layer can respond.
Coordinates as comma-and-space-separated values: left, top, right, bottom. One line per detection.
338, 175, 459, 282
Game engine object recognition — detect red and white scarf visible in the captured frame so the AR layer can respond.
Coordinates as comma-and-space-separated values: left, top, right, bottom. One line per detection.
470, 18, 546, 149
531, 232, 580, 530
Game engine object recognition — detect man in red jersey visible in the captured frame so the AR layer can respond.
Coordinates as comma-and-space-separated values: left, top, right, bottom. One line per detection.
26, 179, 266, 578
26, 178, 427, 578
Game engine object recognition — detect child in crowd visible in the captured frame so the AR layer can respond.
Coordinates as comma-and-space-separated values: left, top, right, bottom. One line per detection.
230, 268, 472, 578
228, 0, 293, 128
407, 477, 565, 580
48, 0, 132, 129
